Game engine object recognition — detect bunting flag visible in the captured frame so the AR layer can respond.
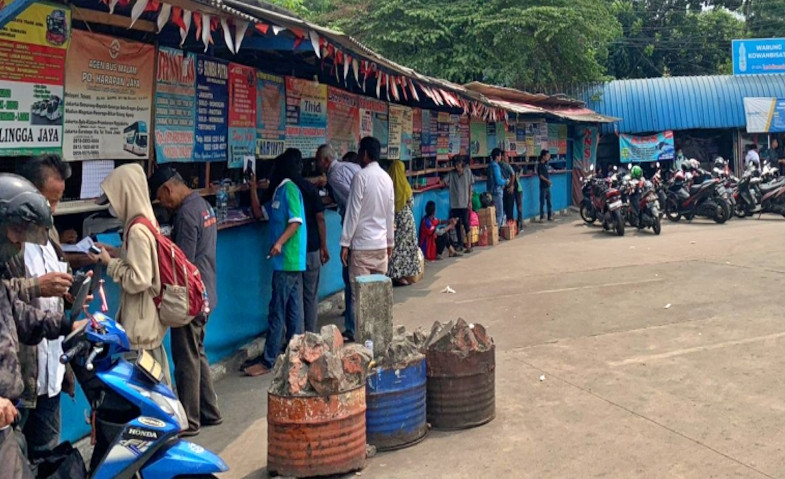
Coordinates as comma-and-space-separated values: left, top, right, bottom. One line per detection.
129, 0, 149, 28
272, 25, 284, 35
409, 79, 419, 102
352, 59, 360, 86
201, 13, 211, 51
255, 23, 269, 35
157, 3, 171, 32
375, 71, 381, 98
343, 55, 351, 83
400, 77, 408, 101
309, 31, 321, 59
193, 12, 202, 41
391, 76, 399, 101
181, 10, 192, 46
220, 17, 233, 53
234, 20, 249, 53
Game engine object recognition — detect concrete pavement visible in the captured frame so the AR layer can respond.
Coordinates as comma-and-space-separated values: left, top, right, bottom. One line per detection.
193, 214, 785, 478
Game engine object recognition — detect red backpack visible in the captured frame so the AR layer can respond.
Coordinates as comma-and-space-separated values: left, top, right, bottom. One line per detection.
129, 217, 208, 327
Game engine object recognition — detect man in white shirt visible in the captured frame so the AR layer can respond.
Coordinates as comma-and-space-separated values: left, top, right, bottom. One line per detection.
745, 144, 761, 171
340, 137, 395, 334
317, 144, 362, 341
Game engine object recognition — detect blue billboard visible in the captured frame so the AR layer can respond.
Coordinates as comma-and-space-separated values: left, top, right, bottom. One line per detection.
732, 38, 785, 76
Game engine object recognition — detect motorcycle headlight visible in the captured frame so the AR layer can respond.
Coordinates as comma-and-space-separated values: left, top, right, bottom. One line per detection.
130, 385, 189, 431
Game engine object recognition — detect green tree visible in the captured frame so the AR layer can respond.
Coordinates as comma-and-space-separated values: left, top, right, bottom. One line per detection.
310, 0, 621, 91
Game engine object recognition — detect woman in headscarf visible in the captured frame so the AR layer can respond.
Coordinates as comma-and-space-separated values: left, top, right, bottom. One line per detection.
386, 160, 421, 285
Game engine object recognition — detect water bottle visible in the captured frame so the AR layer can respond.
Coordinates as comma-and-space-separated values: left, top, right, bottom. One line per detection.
216, 182, 228, 224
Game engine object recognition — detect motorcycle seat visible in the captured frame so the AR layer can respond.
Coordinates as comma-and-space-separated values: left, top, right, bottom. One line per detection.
759, 178, 785, 193
689, 184, 704, 194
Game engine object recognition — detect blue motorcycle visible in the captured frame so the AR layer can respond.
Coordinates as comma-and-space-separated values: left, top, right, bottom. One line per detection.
58, 278, 228, 479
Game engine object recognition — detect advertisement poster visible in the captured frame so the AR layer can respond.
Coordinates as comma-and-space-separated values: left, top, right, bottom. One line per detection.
572, 126, 599, 205
0, 3, 70, 156
436, 112, 450, 160
327, 86, 359, 156
558, 124, 568, 155
732, 39, 785, 76
63, 30, 154, 161
470, 120, 488, 157
448, 114, 461, 156
388, 105, 412, 161
743, 97, 785, 133
619, 130, 675, 163
285, 76, 327, 157
154, 47, 196, 163
547, 123, 560, 155
420, 109, 435, 156
459, 115, 469, 155
524, 122, 537, 155
537, 121, 549, 151
193, 56, 228, 162
504, 123, 524, 156
359, 96, 387, 156
256, 72, 286, 159
411, 107, 422, 158
487, 122, 497, 151
227, 63, 256, 168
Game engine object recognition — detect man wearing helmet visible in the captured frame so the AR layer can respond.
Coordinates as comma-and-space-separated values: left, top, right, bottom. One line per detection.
629, 165, 644, 226
0, 174, 78, 479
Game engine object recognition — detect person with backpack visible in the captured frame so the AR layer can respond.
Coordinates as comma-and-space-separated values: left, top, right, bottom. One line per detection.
487, 148, 506, 227
90, 164, 171, 386
148, 166, 222, 437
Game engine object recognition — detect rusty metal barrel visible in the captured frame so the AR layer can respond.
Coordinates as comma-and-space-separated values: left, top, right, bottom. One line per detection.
426, 346, 495, 429
267, 386, 367, 477
365, 358, 428, 451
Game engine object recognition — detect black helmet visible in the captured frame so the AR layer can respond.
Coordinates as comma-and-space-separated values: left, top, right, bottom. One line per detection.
0, 174, 52, 262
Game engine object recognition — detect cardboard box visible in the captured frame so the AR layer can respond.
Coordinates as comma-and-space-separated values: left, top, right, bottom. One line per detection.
487, 228, 500, 246
479, 207, 498, 229
500, 222, 517, 240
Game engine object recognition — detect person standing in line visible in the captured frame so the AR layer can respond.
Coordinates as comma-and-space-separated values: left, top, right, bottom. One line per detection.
499, 154, 523, 233
89, 164, 171, 386
538, 149, 553, 222
244, 150, 307, 377
148, 166, 222, 437
316, 144, 361, 342
487, 148, 506, 227
340, 137, 395, 336
441, 155, 474, 253
386, 159, 420, 286
2, 155, 75, 460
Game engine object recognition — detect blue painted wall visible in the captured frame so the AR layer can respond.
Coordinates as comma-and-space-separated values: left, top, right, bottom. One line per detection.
60, 175, 571, 442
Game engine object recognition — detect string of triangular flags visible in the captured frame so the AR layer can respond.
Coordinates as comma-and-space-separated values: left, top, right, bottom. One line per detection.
99, 0, 507, 121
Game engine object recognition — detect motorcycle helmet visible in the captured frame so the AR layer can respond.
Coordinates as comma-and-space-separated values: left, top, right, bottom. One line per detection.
0, 174, 52, 262
631, 165, 643, 180
690, 159, 701, 170
673, 170, 686, 182
714, 156, 726, 168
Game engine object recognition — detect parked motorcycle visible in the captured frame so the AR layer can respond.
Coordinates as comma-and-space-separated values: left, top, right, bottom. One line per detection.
735, 165, 785, 218
627, 178, 662, 234
58, 277, 229, 479
580, 164, 625, 236
665, 170, 729, 224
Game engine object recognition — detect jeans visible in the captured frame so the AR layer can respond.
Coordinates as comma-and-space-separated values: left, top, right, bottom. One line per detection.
449, 208, 470, 248
262, 271, 304, 368
303, 251, 322, 333
492, 188, 504, 225
18, 393, 60, 460
171, 315, 222, 431
342, 264, 355, 336
540, 186, 552, 220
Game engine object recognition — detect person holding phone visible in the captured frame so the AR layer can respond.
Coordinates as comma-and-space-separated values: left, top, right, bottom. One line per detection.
245, 150, 307, 377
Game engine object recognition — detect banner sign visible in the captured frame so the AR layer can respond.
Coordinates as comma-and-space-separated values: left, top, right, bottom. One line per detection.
285, 76, 327, 157
227, 63, 256, 168
524, 122, 536, 155
537, 121, 549, 152
327, 86, 359, 156
572, 126, 599, 205
732, 39, 785, 76
194, 56, 228, 162
359, 96, 387, 157
411, 107, 422, 158
63, 30, 154, 161
619, 130, 675, 163
256, 72, 285, 159
0, 3, 69, 156
470, 120, 488, 157
436, 112, 450, 160
548, 123, 560, 155
459, 115, 469, 156
743, 97, 785, 133
486, 122, 497, 151
154, 47, 196, 163
558, 124, 568, 155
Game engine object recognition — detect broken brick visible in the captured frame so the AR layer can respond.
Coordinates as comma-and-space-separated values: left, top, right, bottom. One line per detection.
308, 351, 343, 396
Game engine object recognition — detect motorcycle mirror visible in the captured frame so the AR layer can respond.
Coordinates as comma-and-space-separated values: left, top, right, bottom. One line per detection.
590, 164, 595, 172
628, 164, 632, 170
656, 162, 660, 168
613, 165, 618, 171
69, 276, 92, 324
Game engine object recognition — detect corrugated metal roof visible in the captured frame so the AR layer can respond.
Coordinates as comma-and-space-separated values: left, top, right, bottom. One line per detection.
579, 75, 785, 134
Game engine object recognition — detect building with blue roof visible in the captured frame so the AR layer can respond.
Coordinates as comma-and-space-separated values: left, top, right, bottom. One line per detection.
576, 74, 785, 171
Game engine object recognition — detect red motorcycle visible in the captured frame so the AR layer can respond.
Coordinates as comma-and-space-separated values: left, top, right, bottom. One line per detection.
580, 165, 625, 236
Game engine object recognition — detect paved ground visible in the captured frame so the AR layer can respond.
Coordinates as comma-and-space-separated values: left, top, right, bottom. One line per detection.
193, 213, 785, 479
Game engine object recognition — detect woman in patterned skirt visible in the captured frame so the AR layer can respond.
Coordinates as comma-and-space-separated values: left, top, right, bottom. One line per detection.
387, 160, 421, 285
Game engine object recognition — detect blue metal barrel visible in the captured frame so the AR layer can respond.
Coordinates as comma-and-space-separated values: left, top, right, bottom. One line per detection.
365, 358, 428, 451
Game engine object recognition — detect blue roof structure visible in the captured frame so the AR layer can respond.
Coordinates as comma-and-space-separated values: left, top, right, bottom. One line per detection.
579, 74, 785, 134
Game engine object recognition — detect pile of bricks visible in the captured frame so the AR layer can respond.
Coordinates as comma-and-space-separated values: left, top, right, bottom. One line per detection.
376, 325, 426, 369
423, 318, 494, 357
269, 324, 373, 396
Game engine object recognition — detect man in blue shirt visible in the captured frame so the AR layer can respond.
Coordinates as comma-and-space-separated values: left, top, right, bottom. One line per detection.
246, 149, 307, 377
487, 148, 506, 227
